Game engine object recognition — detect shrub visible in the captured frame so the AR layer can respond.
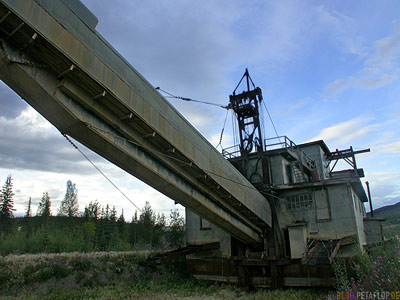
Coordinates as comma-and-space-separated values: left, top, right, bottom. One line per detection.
333, 240, 400, 293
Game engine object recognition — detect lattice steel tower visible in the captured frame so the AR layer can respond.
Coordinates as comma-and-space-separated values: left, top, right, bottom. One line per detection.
230, 68, 264, 158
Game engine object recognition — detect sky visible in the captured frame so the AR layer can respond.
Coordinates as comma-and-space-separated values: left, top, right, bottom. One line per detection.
0, 0, 399, 220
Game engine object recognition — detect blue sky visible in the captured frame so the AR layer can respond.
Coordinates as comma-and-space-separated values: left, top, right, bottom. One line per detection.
0, 0, 399, 219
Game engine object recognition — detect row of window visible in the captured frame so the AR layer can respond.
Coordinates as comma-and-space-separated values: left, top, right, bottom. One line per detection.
285, 194, 313, 211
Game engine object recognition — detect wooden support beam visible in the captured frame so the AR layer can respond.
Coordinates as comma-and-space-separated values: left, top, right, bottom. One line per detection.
329, 240, 342, 264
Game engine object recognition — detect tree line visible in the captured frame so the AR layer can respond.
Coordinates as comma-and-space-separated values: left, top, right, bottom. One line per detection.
0, 175, 185, 255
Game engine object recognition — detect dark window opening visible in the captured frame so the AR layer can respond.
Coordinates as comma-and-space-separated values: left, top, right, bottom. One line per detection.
284, 228, 291, 257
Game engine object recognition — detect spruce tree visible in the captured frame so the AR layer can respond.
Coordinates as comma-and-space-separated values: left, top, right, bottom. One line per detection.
108, 206, 119, 249
153, 213, 166, 246
25, 197, 33, 237
110, 206, 117, 223
0, 175, 15, 233
138, 202, 156, 245
96, 207, 107, 250
117, 209, 126, 238
103, 205, 116, 248
84, 200, 100, 219
25, 197, 32, 218
58, 180, 79, 217
129, 211, 138, 246
37, 192, 51, 218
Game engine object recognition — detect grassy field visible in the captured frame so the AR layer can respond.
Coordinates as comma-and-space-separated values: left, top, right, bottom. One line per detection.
0, 286, 331, 300
382, 217, 400, 239
0, 251, 331, 300
1, 239, 398, 300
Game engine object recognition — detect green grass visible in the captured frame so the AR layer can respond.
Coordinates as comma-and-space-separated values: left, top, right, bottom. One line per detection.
1, 226, 398, 300
382, 219, 400, 239
0, 286, 330, 300
0, 251, 331, 300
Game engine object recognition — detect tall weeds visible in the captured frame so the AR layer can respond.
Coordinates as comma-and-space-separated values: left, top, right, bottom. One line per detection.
333, 240, 400, 292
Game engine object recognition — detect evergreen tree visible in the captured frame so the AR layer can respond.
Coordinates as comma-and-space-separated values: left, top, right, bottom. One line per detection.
58, 180, 79, 217
168, 209, 185, 246
0, 175, 15, 233
117, 209, 126, 238
110, 206, 117, 223
96, 207, 107, 250
153, 212, 166, 246
108, 206, 119, 249
129, 212, 138, 246
138, 202, 156, 245
25, 197, 32, 218
105, 204, 110, 220
95, 205, 118, 251
37, 192, 51, 218
84, 200, 100, 219
139, 202, 155, 225
82, 220, 96, 250
25, 197, 33, 238
156, 213, 166, 226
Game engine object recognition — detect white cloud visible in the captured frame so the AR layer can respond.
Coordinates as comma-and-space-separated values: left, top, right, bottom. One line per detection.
375, 141, 400, 154
232, 1, 361, 69
327, 74, 398, 96
326, 19, 400, 96
2, 166, 184, 221
311, 116, 379, 145
0, 105, 184, 220
313, 5, 365, 57
0, 106, 100, 174
0, 107, 54, 137
361, 172, 400, 208
367, 20, 400, 69
276, 98, 310, 118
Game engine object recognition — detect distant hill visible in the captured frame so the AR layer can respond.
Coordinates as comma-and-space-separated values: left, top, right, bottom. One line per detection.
368, 201, 400, 220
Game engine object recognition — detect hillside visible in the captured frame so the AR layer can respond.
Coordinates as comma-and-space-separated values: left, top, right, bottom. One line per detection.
367, 201, 400, 219
368, 201, 400, 238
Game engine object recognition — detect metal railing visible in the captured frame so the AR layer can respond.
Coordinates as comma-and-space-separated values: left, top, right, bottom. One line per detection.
264, 136, 316, 169
264, 136, 296, 152
221, 136, 316, 170
221, 144, 241, 159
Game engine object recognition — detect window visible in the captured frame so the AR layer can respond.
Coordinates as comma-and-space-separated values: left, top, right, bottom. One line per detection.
286, 164, 293, 184
285, 194, 313, 211
314, 188, 331, 220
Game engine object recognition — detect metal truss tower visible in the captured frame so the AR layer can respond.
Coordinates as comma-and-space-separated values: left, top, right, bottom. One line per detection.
230, 69, 264, 158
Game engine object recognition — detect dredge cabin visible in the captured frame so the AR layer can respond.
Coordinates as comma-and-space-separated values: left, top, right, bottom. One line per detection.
185, 71, 383, 288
